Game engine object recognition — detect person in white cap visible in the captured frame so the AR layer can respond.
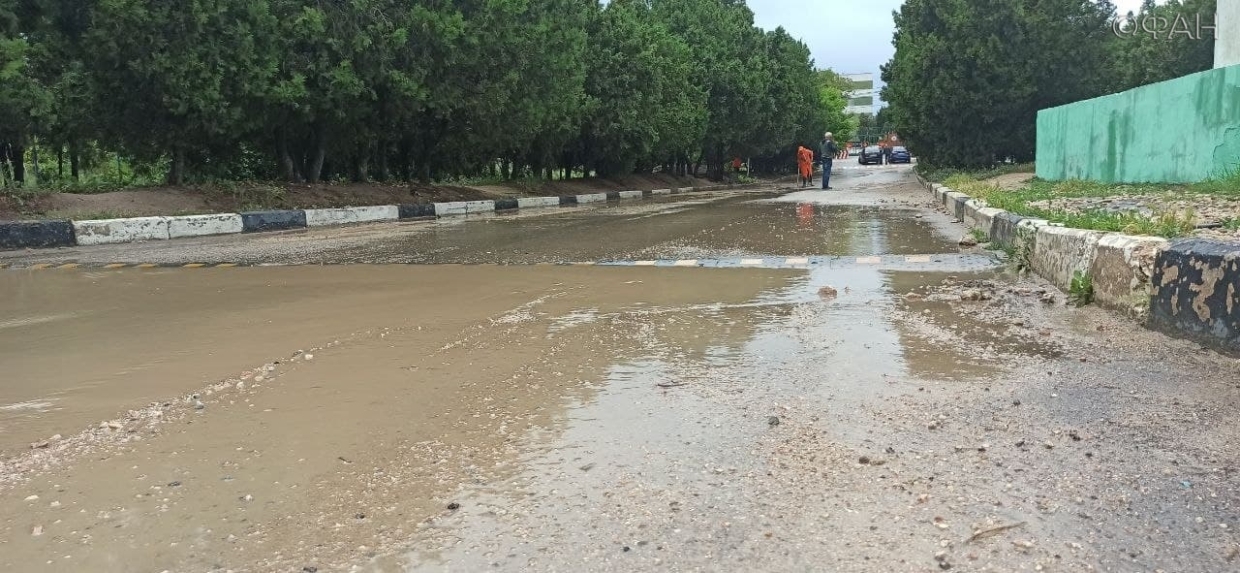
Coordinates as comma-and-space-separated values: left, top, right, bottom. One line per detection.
818, 132, 838, 190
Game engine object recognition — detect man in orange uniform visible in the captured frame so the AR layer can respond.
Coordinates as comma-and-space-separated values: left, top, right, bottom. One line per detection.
797, 145, 813, 187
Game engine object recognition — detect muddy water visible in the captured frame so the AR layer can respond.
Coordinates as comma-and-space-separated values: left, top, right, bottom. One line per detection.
0, 265, 800, 572
378, 265, 1026, 572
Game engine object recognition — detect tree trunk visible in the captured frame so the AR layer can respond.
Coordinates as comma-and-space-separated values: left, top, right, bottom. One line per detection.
12, 144, 25, 183
277, 128, 299, 182
354, 153, 370, 183
31, 142, 40, 184
166, 147, 185, 186
70, 142, 80, 181
57, 147, 64, 178
377, 147, 390, 182
307, 128, 327, 184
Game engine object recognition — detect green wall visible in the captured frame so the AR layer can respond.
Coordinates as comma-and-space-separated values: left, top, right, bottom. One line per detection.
1036, 65, 1240, 183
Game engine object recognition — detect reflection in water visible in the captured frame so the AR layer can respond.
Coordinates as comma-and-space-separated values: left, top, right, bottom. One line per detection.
406, 264, 1033, 570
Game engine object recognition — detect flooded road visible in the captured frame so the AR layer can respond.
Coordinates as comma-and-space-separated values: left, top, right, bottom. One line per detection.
3, 166, 1240, 572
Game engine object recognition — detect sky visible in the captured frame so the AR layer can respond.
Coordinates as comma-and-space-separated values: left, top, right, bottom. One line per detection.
748, 0, 1153, 109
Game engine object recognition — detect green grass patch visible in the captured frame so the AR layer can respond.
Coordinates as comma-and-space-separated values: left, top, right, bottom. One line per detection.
942, 170, 1240, 238
1069, 271, 1094, 307
916, 162, 1035, 183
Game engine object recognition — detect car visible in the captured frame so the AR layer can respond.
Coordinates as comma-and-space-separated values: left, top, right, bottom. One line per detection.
889, 146, 911, 164
858, 146, 884, 165
847, 143, 862, 157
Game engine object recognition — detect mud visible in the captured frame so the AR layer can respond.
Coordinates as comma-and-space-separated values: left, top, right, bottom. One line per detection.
2, 164, 1239, 572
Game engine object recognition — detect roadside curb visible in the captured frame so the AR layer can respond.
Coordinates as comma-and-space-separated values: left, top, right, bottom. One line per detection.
915, 177, 1240, 354
0, 181, 764, 251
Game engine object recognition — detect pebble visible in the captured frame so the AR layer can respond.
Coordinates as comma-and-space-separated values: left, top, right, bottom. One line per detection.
304, 354, 315, 361
31, 525, 43, 536
25, 495, 38, 501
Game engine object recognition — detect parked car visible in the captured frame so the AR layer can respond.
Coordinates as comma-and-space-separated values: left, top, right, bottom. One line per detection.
847, 143, 862, 157
858, 146, 884, 165
889, 146, 911, 164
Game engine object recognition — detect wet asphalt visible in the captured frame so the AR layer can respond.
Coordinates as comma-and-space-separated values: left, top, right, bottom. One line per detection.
1, 165, 1239, 573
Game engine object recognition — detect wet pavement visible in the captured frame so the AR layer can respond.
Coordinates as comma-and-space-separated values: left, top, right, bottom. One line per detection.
2, 165, 1240, 572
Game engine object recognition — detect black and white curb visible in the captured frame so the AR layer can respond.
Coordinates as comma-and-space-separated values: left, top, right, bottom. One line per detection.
0, 183, 753, 251
917, 176, 1240, 355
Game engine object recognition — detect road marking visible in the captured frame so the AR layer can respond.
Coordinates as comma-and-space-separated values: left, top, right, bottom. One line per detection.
634, 261, 657, 266
673, 259, 698, 267
57, 263, 80, 269
856, 256, 882, 264
905, 255, 932, 263
740, 259, 763, 266
182, 263, 206, 268
570, 262, 595, 266
103, 263, 128, 269
136, 263, 158, 268
785, 257, 809, 265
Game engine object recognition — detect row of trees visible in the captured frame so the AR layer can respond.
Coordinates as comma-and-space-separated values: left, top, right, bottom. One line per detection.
881, 0, 1218, 168
0, 0, 853, 187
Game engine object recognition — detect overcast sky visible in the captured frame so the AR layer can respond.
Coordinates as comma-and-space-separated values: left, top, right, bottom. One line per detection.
748, 0, 1152, 108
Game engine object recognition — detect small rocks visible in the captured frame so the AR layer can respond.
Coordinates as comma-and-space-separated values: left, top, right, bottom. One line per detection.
240, 494, 254, 502
768, 416, 781, 427
31, 525, 43, 536
959, 234, 978, 247
818, 286, 838, 298
447, 502, 461, 511
24, 494, 38, 502
303, 354, 315, 361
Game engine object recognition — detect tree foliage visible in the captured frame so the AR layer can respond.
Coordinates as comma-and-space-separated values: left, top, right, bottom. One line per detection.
0, 0, 850, 187
880, 0, 1216, 169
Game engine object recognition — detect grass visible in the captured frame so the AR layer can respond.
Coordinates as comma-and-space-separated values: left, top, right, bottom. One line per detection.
941, 170, 1240, 238
916, 162, 1035, 184
1069, 271, 1094, 307
969, 228, 989, 243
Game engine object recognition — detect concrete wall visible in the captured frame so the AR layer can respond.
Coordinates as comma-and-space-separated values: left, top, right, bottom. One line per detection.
1217, 0, 1239, 69
1036, 65, 1240, 183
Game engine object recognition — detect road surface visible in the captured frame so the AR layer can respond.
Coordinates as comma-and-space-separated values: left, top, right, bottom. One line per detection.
1, 165, 1238, 572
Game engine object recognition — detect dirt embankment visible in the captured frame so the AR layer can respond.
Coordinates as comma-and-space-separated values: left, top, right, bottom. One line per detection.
0, 174, 722, 221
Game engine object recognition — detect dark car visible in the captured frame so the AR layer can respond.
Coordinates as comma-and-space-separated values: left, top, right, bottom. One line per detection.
889, 146, 911, 164
858, 146, 884, 165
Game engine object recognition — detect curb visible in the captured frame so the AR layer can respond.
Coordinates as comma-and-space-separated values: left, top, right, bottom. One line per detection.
915, 177, 1240, 353
0, 181, 761, 251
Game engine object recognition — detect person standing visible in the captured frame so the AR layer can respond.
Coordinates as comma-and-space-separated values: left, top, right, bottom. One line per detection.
797, 145, 813, 187
819, 132, 838, 190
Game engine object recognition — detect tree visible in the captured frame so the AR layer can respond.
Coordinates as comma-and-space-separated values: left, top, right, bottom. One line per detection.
880, 0, 1113, 168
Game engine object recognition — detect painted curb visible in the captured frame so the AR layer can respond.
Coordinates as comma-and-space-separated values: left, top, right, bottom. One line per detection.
1, 180, 772, 252
517, 196, 561, 209
0, 220, 76, 249
915, 174, 1240, 354
1031, 225, 1106, 292
73, 216, 170, 246
1089, 233, 1168, 317
398, 204, 436, 219
304, 205, 399, 227
1150, 238, 1240, 353
241, 210, 307, 232
167, 213, 244, 239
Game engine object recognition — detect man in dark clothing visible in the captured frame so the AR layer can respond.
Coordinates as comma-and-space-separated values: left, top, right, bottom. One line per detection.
819, 132, 838, 190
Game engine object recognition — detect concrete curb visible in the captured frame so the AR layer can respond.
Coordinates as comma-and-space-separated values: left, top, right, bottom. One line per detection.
0, 220, 76, 249
0, 181, 767, 251
1150, 239, 1240, 353
914, 176, 1240, 353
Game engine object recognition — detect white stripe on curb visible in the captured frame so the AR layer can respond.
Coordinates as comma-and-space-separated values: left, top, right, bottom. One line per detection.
618, 190, 643, 200
433, 201, 496, 217
305, 205, 399, 227
651, 189, 672, 196
167, 214, 244, 239
517, 196, 560, 209
73, 217, 171, 246
576, 193, 607, 204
